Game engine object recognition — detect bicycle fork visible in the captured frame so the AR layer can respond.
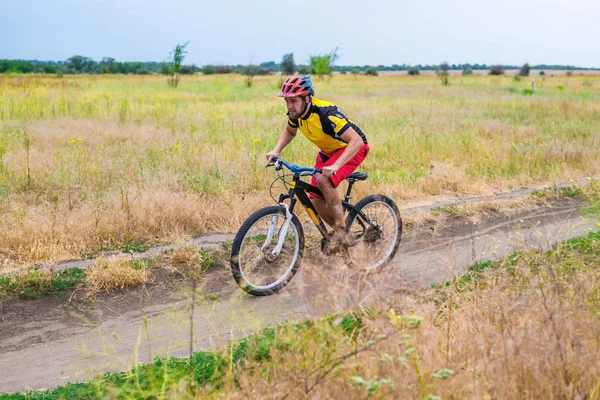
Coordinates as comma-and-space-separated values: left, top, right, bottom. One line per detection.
262, 203, 294, 257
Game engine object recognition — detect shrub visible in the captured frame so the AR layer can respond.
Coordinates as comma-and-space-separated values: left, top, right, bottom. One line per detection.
202, 65, 216, 75
489, 65, 505, 75
539, 70, 546, 76
436, 61, 449, 85
179, 65, 196, 75
513, 75, 521, 82
407, 66, 420, 75
298, 65, 310, 74
242, 64, 259, 88
462, 65, 473, 76
521, 88, 534, 95
214, 65, 233, 74
365, 66, 378, 76
518, 63, 531, 77
310, 47, 339, 79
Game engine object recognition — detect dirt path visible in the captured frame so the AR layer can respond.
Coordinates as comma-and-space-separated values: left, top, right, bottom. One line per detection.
0, 197, 596, 393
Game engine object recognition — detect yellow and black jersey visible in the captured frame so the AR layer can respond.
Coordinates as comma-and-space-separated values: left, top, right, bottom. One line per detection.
288, 97, 368, 153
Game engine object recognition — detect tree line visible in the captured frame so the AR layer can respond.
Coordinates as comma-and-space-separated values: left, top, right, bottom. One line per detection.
0, 56, 594, 76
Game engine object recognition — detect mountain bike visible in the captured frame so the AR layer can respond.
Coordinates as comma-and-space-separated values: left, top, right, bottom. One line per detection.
230, 157, 402, 296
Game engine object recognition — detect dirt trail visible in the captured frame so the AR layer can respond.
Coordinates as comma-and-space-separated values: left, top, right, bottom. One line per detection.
0, 198, 596, 393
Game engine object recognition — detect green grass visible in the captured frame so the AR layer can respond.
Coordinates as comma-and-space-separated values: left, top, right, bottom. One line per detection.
1, 315, 364, 399
0, 268, 85, 299
2, 74, 600, 265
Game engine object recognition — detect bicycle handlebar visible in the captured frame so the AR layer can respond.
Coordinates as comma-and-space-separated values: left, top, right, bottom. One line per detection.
270, 157, 322, 175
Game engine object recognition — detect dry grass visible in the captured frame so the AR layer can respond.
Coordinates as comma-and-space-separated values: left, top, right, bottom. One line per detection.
86, 258, 149, 294
183, 235, 600, 399
1, 73, 599, 267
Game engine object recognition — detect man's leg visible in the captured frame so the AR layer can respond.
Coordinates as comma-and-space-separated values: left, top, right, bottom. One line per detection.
311, 196, 336, 228
315, 173, 345, 231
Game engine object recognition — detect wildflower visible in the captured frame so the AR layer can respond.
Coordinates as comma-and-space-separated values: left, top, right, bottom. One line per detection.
70, 139, 77, 143
252, 138, 262, 143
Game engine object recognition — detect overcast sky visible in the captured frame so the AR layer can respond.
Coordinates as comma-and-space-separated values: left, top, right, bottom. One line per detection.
1, 0, 599, 67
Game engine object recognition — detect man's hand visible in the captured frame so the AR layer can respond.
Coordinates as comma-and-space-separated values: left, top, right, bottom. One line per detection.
321, 164, 340, 178
265, 150, 280, 166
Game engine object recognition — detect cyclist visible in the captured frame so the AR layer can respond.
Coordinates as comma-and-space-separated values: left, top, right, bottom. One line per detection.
266, 75, 369, 245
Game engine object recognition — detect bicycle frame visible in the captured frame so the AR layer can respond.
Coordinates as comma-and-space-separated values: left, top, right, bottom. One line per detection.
276, 171, 366, 238
263, 158, 374, 258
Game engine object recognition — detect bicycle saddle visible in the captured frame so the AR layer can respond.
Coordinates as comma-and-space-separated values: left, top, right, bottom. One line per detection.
347, 172, 368, 181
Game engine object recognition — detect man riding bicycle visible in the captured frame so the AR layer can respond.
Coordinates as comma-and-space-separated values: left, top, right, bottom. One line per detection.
266, 75, 370, 245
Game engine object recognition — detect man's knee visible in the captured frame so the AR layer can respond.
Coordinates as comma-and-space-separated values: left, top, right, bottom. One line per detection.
316, 173, 333, 190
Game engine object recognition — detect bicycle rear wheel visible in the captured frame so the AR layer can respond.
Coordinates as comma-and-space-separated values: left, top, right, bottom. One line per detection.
230, 206, 304, 296
345, 194, 402, 272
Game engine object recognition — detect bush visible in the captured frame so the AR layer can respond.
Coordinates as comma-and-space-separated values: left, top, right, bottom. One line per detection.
521, 88, 534, 95
436, 62, 449, 85
489, 65, 505, 75
179, 65, 197, 75
310, 47, 339, 79
365, 67, 378, 76
202, 65, 216, 75
462, 66, 473, 76
539, 70, 546, 76
407, 66, 420, 76
518, 63, 531, 77
298, 65, 310, 74
214, 65, 233, 74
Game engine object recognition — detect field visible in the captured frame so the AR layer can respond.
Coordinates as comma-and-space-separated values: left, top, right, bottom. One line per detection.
1, 73, 599, 267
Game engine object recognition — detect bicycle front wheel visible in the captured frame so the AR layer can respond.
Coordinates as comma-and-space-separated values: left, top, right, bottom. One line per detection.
345, 194, 402, 272
230, 206, 304, 296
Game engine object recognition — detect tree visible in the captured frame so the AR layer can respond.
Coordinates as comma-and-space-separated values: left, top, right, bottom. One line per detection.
489, 65, 505, 75
243, 64, 259, 88
298, 65, 310, 74
100, 57, 116, 74
462, 65, 473, 76
365, 66, 378, 76
436, 61, 450, 85
407, 66, 420, 76
281, 53, 296, 75
64, 56, 95, 74
309, 46, 340, 80
167, 41, 189, 88
518, 63, 531, 77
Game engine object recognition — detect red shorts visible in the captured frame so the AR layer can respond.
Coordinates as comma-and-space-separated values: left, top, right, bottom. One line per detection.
310, 144, 370, 199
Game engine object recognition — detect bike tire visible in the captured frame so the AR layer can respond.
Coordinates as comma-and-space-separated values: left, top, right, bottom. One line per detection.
230, 206, 304, 296
345, 194, 402, 272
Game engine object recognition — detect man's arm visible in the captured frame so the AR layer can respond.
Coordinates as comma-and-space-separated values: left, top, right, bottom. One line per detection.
266, 125, 298, 165
321, 127, 364, 177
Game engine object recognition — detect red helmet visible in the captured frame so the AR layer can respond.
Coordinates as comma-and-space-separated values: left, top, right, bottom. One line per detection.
278, 75, 315, 97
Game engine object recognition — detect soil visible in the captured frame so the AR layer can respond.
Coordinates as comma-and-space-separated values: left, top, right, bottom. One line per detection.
0, 194, 596, 393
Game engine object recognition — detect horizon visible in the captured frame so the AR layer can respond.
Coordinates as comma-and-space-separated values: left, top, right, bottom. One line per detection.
2, 57, 598, 70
